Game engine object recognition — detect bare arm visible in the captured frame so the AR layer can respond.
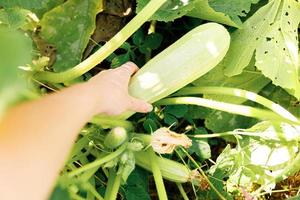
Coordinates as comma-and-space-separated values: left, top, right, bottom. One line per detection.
0, 62, 152, 200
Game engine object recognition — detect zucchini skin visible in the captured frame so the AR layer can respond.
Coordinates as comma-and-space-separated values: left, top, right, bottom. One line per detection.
134, 151, 191, 183
129, 22, 230, 103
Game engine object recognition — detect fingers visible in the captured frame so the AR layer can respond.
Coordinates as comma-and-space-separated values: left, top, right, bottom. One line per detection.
128, 97, 153, 113
115, 62, 139, 80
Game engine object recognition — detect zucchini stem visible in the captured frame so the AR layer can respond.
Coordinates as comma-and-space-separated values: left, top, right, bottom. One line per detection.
34, 0, 167, 83
177, 86, 299, 123
156, 97, 298, 124
148, 149, 168, 200
68, 143, 127, 177
104, 169, 122, 200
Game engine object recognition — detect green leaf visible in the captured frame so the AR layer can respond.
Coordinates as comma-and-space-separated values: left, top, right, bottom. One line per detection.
185, 105, 211, 120
208, 0, 259, 25
211, 121, 300, 192
124, 168, 150, 200
111, 53, 130, 68
205, 109, 258, 132
0, 0, 65, 18
48, 184, 71, 200
223, 0, 300, 100
132, 29, 145, 46
189, 139, 211, 160
0, 8, 32, 29
187, 0, 240, 28
143, 118, 158, 133
40, 0, 103, 72
223, 0, 281, 76
0, 27, 32, 117
139, 33, 163, 54
164, 113, 178, 126
136, 0, 196, 22
255, 0, 300, 99
164, 105, 188, 118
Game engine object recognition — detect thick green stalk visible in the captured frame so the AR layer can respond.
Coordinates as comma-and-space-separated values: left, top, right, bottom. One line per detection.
68, 143, 127, 177
148, 149, 168, 200
104, 169, 122, 200
177, 86, 299, 123
34, 0, 167, 83
156, 97, 294, 124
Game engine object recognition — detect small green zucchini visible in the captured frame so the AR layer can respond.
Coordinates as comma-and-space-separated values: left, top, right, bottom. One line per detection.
104, 127, 127, 149
128, 22, 230, 103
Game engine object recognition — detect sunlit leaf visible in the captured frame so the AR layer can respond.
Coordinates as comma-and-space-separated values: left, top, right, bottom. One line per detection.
255, 0, 300, 98
223, 0, 281, 76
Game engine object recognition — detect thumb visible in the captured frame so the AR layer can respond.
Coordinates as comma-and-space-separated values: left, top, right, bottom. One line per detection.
128, 97, 153, 113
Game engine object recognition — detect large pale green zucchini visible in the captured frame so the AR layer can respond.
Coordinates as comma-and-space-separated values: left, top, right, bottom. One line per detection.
128, 22, 230, 103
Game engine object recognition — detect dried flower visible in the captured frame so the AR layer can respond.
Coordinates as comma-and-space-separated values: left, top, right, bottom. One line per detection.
151, 127, 192, 154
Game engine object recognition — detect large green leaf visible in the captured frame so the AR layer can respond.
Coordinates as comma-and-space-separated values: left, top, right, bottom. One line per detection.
39, 0, 103, 72
223, 0, 300, 99
0, 0, 64, 18
223, 0, 281, 76
255, 0, 300, 99
210, 121, 300, 192
0, 26, 32, 117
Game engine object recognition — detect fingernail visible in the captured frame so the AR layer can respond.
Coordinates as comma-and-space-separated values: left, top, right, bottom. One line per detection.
124, 62, 139, 71
145, 104, 153, 112
125, 61, 137, 68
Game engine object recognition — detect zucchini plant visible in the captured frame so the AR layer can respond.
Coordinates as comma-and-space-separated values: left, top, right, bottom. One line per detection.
1, 0, 300, 199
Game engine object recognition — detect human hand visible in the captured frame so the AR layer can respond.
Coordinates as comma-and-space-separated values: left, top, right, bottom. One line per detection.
86, 62, 153, 115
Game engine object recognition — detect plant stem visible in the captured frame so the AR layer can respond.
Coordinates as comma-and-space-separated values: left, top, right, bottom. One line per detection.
147, 149, 168, 200
156, 97, 295, 124
68, 143, 127, 177
176, 183, 189, 200
104, 169, 122, 200
177, 86, 299, 123
90, 115, 133, 130
180, 147, 227, 200
85, 182, 104, 200
34, 0, 167, 83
